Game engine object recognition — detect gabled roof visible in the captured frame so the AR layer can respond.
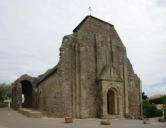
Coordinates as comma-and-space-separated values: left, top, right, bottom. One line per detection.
73, 15, 114, 32
36, 65, 58, 86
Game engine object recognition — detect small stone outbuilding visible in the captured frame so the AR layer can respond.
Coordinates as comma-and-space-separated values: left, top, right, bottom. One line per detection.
12, 16, 142, 119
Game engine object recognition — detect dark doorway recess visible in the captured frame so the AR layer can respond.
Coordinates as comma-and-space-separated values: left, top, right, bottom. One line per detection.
21, 80, 32, 108
107, 89, 115, 114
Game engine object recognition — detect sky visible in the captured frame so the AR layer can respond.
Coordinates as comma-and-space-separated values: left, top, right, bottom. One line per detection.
0, 0, 166, 96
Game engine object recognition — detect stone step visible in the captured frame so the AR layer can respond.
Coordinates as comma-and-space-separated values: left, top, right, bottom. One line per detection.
102, 114, 122, 119
18, 108, 42, 118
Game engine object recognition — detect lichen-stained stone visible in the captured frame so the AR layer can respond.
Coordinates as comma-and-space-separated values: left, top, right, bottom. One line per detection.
12, 15, 142, 119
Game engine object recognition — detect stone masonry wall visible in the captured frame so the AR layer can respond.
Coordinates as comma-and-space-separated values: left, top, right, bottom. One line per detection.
76, 17, 128, 118
38, 35, 76, 117
127, 59, 142, 118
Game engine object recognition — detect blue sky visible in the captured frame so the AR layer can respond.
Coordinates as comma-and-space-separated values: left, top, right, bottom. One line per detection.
0, 0, 166, 96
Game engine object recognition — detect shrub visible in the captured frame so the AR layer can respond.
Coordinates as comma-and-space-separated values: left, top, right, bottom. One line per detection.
164, 107, 166, 119
143, 100, 163, 118
155, 109, 163, 117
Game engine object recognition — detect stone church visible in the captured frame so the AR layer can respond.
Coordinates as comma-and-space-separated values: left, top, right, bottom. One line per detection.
12, 16, 142, 119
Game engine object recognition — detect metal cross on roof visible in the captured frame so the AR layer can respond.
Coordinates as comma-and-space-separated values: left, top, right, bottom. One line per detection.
89, 6, 92, 15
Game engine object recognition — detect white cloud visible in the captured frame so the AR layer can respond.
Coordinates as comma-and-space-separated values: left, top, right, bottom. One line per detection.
0, 0, 166, 96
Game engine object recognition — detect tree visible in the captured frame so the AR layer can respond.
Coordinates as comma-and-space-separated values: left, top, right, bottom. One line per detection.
0, 86, 5, 102
149, 96, 166, 104
142, 92, 148, 100
0, 83, 11, 102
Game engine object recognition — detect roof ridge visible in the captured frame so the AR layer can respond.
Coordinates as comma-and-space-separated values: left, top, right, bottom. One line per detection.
73, 15, 114, 32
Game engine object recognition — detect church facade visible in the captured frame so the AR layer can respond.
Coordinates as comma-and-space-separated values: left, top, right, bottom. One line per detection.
12, 16, 142, 119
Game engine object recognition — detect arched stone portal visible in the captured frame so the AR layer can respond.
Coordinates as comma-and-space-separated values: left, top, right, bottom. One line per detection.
12, 74, 37, 110
21, 80, 33, 108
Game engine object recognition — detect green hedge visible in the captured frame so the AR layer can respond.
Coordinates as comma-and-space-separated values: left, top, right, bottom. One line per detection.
143, 100, 163, 118
149, 96, 166, 104
164, 107, 166, 119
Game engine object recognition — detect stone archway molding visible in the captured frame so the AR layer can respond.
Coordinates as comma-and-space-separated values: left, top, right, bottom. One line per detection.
106, 87, 119, 115
100, 80, 123, 118
12, 74, 37, 110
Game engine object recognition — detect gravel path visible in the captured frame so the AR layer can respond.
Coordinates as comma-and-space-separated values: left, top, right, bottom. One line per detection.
0, 107, 166, 128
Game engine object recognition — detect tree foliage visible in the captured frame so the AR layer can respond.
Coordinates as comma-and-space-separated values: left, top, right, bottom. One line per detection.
142, 92, 148, 100
164, 107, 166, 119
149, 96, 166, 104
142, 92, 163, 118
0, 83, 11, 102
143, 99, 163, 118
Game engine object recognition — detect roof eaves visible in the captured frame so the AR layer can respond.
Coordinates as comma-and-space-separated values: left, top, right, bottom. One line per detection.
36, 66, 58, 86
